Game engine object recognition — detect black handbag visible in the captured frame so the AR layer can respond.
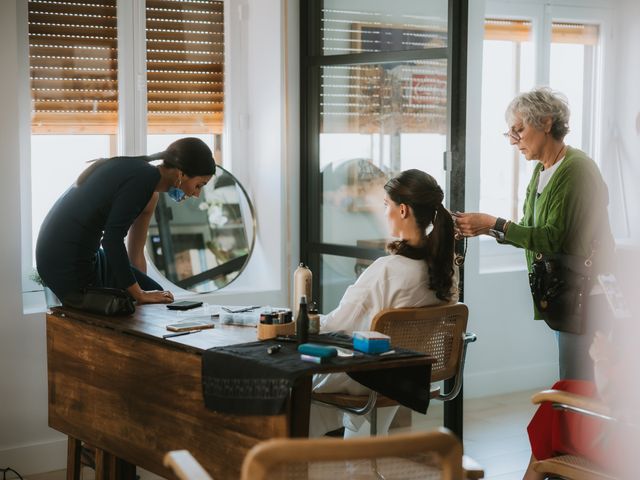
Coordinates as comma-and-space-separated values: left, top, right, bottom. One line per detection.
528, 251, 593, 334
63, 287, 136, 316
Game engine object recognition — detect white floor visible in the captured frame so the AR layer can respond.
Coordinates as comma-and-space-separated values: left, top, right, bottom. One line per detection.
22, 388, 540, 480
398, 388, 540, 480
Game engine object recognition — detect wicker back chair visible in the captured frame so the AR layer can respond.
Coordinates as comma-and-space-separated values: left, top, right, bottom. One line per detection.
313, 303, 476, 435
241, 429, 468, 480
530, 389, 624, 480
374, 303, 470, 392
165, 428, 482, 480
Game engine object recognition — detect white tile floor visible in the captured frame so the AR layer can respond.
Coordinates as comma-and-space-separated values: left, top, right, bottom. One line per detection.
394, 388, 541, 480
23, 388, 542, 480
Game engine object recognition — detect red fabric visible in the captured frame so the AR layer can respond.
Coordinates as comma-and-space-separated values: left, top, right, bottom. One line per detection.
527, 380, 621, 469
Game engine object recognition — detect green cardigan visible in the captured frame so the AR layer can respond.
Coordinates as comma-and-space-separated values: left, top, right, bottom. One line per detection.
504, 146, 614, 319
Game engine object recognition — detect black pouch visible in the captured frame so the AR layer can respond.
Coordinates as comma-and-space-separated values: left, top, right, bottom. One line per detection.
63, 287, 135, 316
528, 252, 592, 334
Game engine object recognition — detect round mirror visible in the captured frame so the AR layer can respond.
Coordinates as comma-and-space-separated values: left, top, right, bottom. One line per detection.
147, 166, 256, 293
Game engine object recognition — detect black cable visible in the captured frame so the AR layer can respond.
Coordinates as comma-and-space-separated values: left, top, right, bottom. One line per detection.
1, 467, 24, 480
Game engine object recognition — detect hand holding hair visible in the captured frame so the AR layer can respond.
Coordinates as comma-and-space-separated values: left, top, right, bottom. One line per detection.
452, 212, 497, 237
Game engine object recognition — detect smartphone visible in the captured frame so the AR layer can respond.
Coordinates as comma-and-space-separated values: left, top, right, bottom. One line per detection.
166, 300, 203, 311
166, 320, 215, 332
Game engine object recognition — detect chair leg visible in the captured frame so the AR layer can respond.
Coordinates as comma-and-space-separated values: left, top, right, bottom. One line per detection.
370, 408, 378, 436
367, 413, 384, 480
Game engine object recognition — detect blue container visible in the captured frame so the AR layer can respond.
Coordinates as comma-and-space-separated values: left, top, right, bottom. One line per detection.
352, 331, 391, 354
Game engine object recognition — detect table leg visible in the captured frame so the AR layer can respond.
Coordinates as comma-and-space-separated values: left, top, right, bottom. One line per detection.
113, 457, 136, 480
108, 453, 118, 480
290, 376, 312, 437
95, 448, 107, 480
66, 436, 81, 480
93, 449, 136, 480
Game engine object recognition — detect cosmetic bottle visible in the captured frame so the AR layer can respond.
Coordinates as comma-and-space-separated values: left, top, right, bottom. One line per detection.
308, 302, 320, 335
293, 263, 312, 319
296, 295, 309, 344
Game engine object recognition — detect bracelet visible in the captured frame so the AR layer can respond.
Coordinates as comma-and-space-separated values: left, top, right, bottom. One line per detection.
503, 220, 511, 234
494, 217, 507, 233
488, 229, 505, 243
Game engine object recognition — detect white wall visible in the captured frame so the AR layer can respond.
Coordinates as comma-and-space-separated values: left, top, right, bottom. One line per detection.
607, 0, 640, 330
607, 0, 640, 241
187, 0, 295, 307
0, 0, 69, 475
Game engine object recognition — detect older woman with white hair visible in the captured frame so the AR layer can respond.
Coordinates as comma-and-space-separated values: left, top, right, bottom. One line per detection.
455, 87, 614, 381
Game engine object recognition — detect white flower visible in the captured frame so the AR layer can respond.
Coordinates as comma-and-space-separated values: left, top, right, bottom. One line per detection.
208, 204, 228, 226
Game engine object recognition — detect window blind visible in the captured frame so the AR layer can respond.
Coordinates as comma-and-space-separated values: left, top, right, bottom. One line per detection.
29, 0, 118, 134
320, 11, 448, 135
485, 18, 598, 46
321, 62, 447, 135
484, 19, 532, 42
146, 0, 224, 134
551, 22, 598, 46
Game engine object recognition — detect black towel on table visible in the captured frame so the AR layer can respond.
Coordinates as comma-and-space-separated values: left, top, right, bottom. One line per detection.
201, 333, 431, 415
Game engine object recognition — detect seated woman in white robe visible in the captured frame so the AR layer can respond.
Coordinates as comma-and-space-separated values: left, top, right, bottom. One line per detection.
310, 169, 459, 437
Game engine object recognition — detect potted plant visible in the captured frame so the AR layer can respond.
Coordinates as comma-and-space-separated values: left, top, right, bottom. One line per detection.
29, 270, 61, 308
29, 269, 44, 286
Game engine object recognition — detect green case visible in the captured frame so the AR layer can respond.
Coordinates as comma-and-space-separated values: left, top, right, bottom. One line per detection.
297, 343, 338, 358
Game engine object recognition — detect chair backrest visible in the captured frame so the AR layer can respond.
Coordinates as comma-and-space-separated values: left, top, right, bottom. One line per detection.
240, 428, 464, 480
371, 303, 469, 383
531, 389, 626, 480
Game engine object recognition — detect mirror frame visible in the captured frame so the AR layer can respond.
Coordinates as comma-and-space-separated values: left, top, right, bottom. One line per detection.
149, 165, 257, 293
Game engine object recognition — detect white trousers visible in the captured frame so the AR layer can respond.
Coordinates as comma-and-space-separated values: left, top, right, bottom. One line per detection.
309, 372, 399, 437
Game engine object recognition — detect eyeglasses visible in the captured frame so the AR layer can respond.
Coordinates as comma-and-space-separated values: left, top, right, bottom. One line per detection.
503, 128, 522, 143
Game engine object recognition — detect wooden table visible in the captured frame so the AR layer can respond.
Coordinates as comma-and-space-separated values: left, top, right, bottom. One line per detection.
46, 304, 433, 479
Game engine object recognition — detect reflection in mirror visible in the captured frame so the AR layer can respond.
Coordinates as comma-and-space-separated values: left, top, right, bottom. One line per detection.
321, 158, 388, 283
147, 166, 255, 293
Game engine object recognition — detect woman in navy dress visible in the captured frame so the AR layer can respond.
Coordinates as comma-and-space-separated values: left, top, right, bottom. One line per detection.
36, 137, 215, 305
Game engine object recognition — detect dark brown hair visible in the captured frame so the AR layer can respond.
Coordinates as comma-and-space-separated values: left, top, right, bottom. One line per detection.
77, 137, 215, 185
384, 169, 455, 301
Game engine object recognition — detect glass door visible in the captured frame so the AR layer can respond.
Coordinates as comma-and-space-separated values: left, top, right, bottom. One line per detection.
301, 0, 467, 312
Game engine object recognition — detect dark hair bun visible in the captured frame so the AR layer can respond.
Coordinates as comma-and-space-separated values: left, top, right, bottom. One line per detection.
166, 137, 216, 177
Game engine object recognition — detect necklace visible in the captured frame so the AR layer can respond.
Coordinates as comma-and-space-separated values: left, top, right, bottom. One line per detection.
544, 144, 566, 170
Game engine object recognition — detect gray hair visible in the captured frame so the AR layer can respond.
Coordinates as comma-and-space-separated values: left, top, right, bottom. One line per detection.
505, 87, 570, 140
